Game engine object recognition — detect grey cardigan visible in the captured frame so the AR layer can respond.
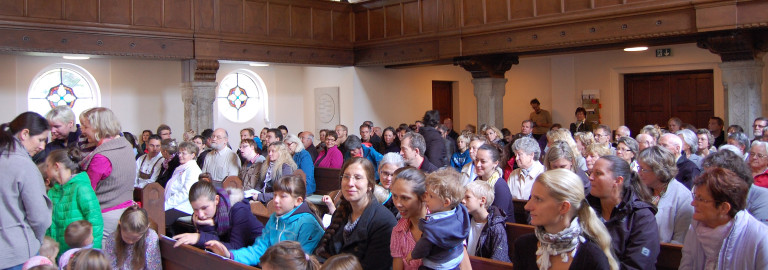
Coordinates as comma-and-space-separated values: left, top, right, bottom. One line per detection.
0, 140, 52, 268
656, 179, 694, 244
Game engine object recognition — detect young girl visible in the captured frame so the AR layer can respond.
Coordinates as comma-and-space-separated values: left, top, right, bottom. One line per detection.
103, 206, 162, 270
259, 241, 320, 270
45, 147, 104, 255
207, 175, 324, 266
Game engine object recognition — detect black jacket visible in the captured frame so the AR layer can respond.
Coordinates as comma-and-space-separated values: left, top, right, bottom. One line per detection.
676, 154, 701, 189
587, 189, 659, 270
420, 126, 447, 168
420, 158, 439, 173
473, 206, 510, 262
513, 233, 610, 270
157, 155, 180, 188
317, 200, 397, 270
569, 121, 593, 135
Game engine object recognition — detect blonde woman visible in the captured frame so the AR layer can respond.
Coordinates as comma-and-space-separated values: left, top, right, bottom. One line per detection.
255, 141, 297, 202
546, 129, 587, 171
484, 126, 505, 146
285, 134, 316, 195
513, 169, 617, 270
573, 132, 595, 158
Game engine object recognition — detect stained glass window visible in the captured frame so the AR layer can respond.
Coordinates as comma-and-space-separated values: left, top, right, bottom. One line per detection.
28, 64, 99, 121
217, 71, 264, 123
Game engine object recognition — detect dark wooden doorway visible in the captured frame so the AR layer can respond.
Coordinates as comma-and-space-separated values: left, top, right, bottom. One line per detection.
432, 81, 453, 122
624, 70, 714, 135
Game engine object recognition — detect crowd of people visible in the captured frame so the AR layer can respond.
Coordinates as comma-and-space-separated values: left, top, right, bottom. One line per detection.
3, 98, 768, 270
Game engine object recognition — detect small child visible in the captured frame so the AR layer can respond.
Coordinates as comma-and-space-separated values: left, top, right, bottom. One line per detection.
67, 249, 111, 270
320, 253, 363, 270
22, 237, 58, 270
206, 175, 325, 266
58, 221, 95, 270
462, 181, 510, 262
259, 241, 320, 270
407, 168, 470, 270
103, 206, 162, 270
44, 148, 103, 254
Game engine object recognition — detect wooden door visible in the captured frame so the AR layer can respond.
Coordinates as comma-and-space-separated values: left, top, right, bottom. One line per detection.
624, 70, 714, 135
432, 81, 453, 121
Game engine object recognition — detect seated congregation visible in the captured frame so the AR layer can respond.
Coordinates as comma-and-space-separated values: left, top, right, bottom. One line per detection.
4, 101, 768, 270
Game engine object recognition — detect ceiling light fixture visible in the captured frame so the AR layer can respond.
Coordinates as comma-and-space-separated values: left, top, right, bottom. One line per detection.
249, 63, 269, 67
63, 55, 90, 60
623, 47, 648, 52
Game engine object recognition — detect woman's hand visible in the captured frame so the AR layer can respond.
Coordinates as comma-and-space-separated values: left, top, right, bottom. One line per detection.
172, 233, 200, 247
193, 212, 214, 227
205, 240, 231, 258
322, 195, 336, 214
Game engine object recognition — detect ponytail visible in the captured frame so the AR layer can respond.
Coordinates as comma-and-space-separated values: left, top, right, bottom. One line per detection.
576, 198, 618, 270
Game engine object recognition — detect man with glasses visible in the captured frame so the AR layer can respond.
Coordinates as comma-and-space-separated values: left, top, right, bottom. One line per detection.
659, 133, 701, 189
157, 124, 172, 140
593, 124, 615, 154
752, 117, 768, 141
201, 128, 241, 184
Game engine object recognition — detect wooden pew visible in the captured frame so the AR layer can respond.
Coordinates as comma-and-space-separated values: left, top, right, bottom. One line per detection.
504, 222, 683, 270
512, 199, 529, 224
222, 176, 244, 190
314, 168, 341, 195
469, 255, 514, 270
134, 183, 166, 235
250, 200, 275, 224
159, 235, 258, 270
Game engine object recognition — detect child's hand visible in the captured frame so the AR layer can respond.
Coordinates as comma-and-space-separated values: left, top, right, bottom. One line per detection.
205, 240, 230, 258
193, 212, 214, 226
322, 195, 336, 214
172, 233, 200, 247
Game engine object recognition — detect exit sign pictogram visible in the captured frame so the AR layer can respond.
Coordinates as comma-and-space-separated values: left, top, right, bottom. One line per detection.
656, 48, 672, 57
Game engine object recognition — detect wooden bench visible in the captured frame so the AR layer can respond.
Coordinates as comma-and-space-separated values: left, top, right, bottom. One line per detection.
134, 183, 166, 235
159, 235, 258, 270
469, 255, 514, 270
504, 222, 683, 270
512, 199, 529, 223
314, 168, 341, 195
250, 200, 275, 224
222, 176, 244, 190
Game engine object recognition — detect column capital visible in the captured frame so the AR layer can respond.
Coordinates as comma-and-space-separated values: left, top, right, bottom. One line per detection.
183, 59, 220, 82
454, 54, 519, 79
697, 29, 768, 62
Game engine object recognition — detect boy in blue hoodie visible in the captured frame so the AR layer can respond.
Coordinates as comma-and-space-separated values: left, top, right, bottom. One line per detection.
407, 168, 470, 270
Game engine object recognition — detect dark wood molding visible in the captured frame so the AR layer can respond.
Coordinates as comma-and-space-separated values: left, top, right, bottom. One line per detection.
193, 59, 220, 82
454, 54, 518, 79
697, 29, 768, 62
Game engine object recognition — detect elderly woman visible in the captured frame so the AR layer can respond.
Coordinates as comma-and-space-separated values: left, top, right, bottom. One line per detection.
728, 132, 750, 157
79, 107, 137, 240
696, 129, 716, 158
680, 168, 768, 269
616, 136, 640, 172
587, 155, 659, 270
164, 141, 201, 234
285, 134, 316, 195
637, 146, 693, 244
508, 137, 544, 200
451, 134, 471, 171
315, 131, 343, 169
315, 158, 398, 269
377, 153, 405, 217
485, 126, 505, 146
677, 129, 702, 168
749, 141, 768, 188
238, 139, 265, 190
584, 143, 612, 175
543, 141, 591, 195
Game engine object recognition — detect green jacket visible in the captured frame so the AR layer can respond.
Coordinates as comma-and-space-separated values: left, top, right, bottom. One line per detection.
46, 172, 104, 255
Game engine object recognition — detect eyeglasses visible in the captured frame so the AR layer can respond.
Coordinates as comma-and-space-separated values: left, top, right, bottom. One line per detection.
616, 147, 632, 153
749, 152, 768, 159
595, 134, 610, 138
380, 171, 395, 178
692, 193, 716, 204
211, 135, 226, 140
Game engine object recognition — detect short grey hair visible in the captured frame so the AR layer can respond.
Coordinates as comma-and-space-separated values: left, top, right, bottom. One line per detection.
512, 137, 541, 160
719, 144, 743, 157
676, 129, 698, 153
403, 132, 426, 156
637, 146, 678, 183
379, 153, 405, 170
284, 134, 305, 153
618, 136, 639, 157
696, 129, 714, 148
750, 141, 768, 156
728, 132, 750, 151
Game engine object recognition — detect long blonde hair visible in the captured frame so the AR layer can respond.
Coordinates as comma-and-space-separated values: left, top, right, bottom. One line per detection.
259, 142, 298, 183
535, 169, 618, 270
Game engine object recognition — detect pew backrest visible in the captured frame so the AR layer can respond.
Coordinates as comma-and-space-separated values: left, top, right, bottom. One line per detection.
469, 255, 514, 270
159, 235, 258, 270
512, 199, 530, 223
222, 176, 244, 190
135, 183, 166, 236
314, 168, 341, 195
250, 201, 274, 224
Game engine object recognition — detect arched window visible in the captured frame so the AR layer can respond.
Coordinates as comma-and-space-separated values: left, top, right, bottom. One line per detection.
216, 70, 268, 123
28, 63, 100, 120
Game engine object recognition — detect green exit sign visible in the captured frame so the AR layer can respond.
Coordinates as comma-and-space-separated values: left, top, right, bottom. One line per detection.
656, 48, 672, 57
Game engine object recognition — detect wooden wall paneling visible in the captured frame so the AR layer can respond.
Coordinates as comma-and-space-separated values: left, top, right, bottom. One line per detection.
332, 10, 350, 42
268, 3, 291, 37
440, 0, 459, 29
0, 0, 24, 16
65, 0, 98, 22
99, 0, 131, 25
218, 41, 353, 65
369, 7, 385, 39
385, 4, 402, 37
133, 0, 162, 27
509, 0, 533, 20
220, 0, 244, 33
166, 0, 193, 29
462, 0, 484, 26
291, 6, 312, 39
486, 0, 509, 24
422, 0, 438, 32
564, 0, 591, 13
313, 8, 333, 41
193, 0, 215, 31
402, 1, 420, 35
594, 0, 623, 8
354, 10, 368, 41
28, 0, 62, 19
244, 1, 268, 35
355, 41, 439, 65
535, 0, 561, 16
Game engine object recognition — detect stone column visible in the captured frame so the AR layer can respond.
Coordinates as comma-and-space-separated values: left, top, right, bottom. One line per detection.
720, 60, 764, 133
472, 78, 508, 127
455, 54, 518, 127
181, 59, 219, 134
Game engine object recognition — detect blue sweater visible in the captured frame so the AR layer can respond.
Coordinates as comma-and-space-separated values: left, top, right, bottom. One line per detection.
412, 204, 470, 269
293, 149, 316, 195
230, 202, 324, 266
